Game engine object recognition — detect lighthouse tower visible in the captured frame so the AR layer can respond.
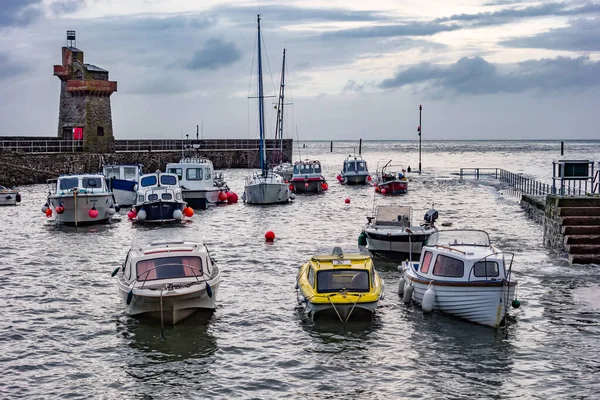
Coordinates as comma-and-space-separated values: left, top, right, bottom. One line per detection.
53, 31, 117, 152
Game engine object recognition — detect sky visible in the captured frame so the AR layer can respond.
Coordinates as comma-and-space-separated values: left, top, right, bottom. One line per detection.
0, 0, 599, 140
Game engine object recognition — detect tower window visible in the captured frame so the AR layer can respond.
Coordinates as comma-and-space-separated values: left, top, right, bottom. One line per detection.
75, 70, 83, 80
97, 126, 104, 136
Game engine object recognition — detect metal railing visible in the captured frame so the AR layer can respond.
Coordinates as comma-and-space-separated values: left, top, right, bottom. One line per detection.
1, 139, 84, 153
459, 168, 596, 196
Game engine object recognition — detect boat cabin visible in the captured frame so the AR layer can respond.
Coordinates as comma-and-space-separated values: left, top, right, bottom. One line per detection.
102, 165, 142, 182
293, 160, 322, 177
414, 230, 513, 282
371, 205, 412, 227
51, 174, 110, 194
306, 247, 374, 293
123, 242, 212, 283
136, 172, 183, 204
343, 156, 368, 174
166, 158, 217, 190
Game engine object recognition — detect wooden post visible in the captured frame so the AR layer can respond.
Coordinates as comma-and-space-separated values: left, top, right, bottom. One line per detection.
359, 138, 362, 155
561, 141, 564, 156
330, 141, 333, 152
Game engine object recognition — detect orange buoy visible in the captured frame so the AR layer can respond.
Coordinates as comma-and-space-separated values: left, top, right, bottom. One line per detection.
184, 206, 194, 217
45, 207, 52, 217
218, 192, 228, 202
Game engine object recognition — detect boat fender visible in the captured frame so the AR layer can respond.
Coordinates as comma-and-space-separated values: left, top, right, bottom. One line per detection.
422, 283, 436, 313
111, 267, 120, 277
398, 276, 405, 295
512, 299, 521, 308
126, 290, 133, 305
107, 207, 116, 216
41, 203, 49, 213
114, 204, 120, 213
205, 282, 213, 298
358, 232, 367, 247
290, 193, 296, 200
173, 209, 183, 220
137, 209, 147, 220
16, 193, 21, 202
402, 282, 414, 304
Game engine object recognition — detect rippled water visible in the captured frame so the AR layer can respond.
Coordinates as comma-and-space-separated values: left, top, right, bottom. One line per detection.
2, 141, 600, 399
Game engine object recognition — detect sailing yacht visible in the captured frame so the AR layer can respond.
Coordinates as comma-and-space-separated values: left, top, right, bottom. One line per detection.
271, 48, 294, 182
243, 15, 293, 205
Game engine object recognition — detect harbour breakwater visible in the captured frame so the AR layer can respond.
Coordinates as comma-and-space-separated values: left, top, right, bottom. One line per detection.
0, 138, 293, 187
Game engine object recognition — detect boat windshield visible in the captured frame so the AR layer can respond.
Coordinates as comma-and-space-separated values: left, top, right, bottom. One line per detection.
141, 175, 157, 187
124, 167, 139, 180
428, 230, 491, 247
160, 175, 178, 186
357, 161, 366, 172
316, 269, 370, 293
82, 177, 103, 189
103, 166, 120, 179
136, 256, 203, 281
59, 177, 79, 190
313, 246, 371, 257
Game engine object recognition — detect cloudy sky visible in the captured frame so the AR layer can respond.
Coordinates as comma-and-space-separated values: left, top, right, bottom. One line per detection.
0, 0, 599, 140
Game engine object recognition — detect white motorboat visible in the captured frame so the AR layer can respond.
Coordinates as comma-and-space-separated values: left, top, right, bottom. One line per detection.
166, 157, 229, 210
290, 160, 328, 194
337, 155, 371, 185
243, 15, 294, 206
103, 164, 143, 207
45, 174, 118, 226
399, 229, 519, 328
113, 240, 221, 325
132, 171, 190, 223
359, 206, 438, 260
0, 185, 21, 206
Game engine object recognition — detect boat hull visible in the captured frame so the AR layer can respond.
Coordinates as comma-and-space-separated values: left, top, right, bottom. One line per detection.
109, 179, 137, 207
364, 230, 430, 258
134, 201, 187, 222
290, 178, 325, 193
298, 294, 379, 321
182, 188, 223, 210
0, 191, 19, 206
341, 173, 369, 185
244, 182, 291, 204
47, 193, 115, 225
404, 269, 517, 328
120, 282, 220, 325
378, 180, 408, 194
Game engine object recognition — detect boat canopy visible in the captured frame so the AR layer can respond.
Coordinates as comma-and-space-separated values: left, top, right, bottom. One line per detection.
139, 173, 179, 188
343, 157, 367, 173
311, 246, 371, 261
374, 205, 412, 226
428, 230, 491, 247
136, 255, 204, 281
55, 174, 108, 193
293, 160, 322, 175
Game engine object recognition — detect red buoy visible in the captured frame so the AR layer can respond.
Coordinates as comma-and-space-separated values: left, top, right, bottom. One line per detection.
265, 231, 276, 242
218, 191, 228, 202
45, 208, 52, 217
375, 186, 380, 192
322, 183, 328, 190
289, 184, 294, 191
367, 175, 372, 181
184, 207, 194, 217
127, 210, 137, 220
345, 198, 350, 204
227, 192, 238, 204
89, 207, 99, 218
381, 188, 387, 195
56, 205, 65, 214
337, 175, 342, 181
304, 182, 309, 188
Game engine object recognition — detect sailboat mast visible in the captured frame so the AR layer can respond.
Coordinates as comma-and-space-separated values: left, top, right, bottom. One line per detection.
277, 49, 286, 160
257, 14, 266, 173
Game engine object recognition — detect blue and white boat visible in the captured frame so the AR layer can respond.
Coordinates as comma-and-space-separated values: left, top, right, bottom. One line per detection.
133, 171, 188, 223
0, 185, 21, 206
103, 164, 143, 207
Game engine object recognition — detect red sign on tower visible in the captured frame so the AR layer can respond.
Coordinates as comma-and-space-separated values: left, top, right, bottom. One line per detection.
73, 127, 83, 140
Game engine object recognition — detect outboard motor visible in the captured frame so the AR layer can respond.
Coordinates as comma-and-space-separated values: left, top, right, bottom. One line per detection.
424, 208, 439, 225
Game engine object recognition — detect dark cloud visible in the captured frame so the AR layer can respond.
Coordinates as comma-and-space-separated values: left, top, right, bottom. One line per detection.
436, 2, 600, 27
379, 56, 600, 95
320, 21, 460, 40
343, 80, 365, 93
0, 0, 41, 27
186, 38, 242, 70
501, 17, 600, 51
0, 52, 22, 80
214, 5, 387, 24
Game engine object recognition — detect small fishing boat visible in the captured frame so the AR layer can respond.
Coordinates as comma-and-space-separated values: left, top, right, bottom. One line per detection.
296, 246, 384, 322
337, 155, 371, 185
399, 230, 520, 328
166, 157, 230, 210
374, 160, 408, 194
359, 206, 438, 260
113, 240, 221, 325
103, 164, 143, 207
242, 15, 294, 205
290, 160, 328, 193
0, 185, 21, 206
44, 174, 118, 226
132, 171, 190, 223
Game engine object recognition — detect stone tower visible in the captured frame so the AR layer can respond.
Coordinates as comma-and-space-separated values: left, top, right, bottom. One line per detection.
54, 31, 117, 153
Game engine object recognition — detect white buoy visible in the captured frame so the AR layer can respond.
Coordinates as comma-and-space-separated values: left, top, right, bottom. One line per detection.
107, 207, 116, 216
398, 276, 406, 295
41, 204, 49, 213
403, 282, 414, 303
137, 209, 147, 220
422, 283, 436, 312
172, 209, 183, 220
290, 193, 296, 200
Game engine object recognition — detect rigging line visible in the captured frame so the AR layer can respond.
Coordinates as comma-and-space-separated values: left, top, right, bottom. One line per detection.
247, 29, 258, 99
259, 28, 278, 101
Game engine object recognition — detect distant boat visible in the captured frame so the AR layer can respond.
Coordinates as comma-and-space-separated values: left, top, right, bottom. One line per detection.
132, 171, 189, 223
45, 174, 118, 226
290, 159, 328, 193
0, 185, 21, 206
337, 155, 371, 185
103, 164, 142, 207
243, 15, 293, 205
373, 160, 408, 194
166, 157, 229, 210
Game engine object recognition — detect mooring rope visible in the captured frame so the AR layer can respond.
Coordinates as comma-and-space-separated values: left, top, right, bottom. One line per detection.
344, 294, 363, 324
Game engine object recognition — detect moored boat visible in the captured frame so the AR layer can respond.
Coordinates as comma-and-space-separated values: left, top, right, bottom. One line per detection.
166, 157, 230, 210
44, 174, 118, 226
113, 240, 221, 325
132, 171, 191, 223
0, 185, 21, 206
374, 160, 408, 194
360, 206, 438, 260
290, 160, 328, 193
337, 155, 371, 185
103, 164, 143, 207
399, 229, 520, 328
296, 246, 384, 322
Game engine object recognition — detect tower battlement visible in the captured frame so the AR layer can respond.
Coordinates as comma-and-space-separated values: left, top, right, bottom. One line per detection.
54, 32, 116, 153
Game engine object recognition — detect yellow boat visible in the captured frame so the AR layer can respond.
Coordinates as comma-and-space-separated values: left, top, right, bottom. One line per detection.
296, 246, 384, 322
